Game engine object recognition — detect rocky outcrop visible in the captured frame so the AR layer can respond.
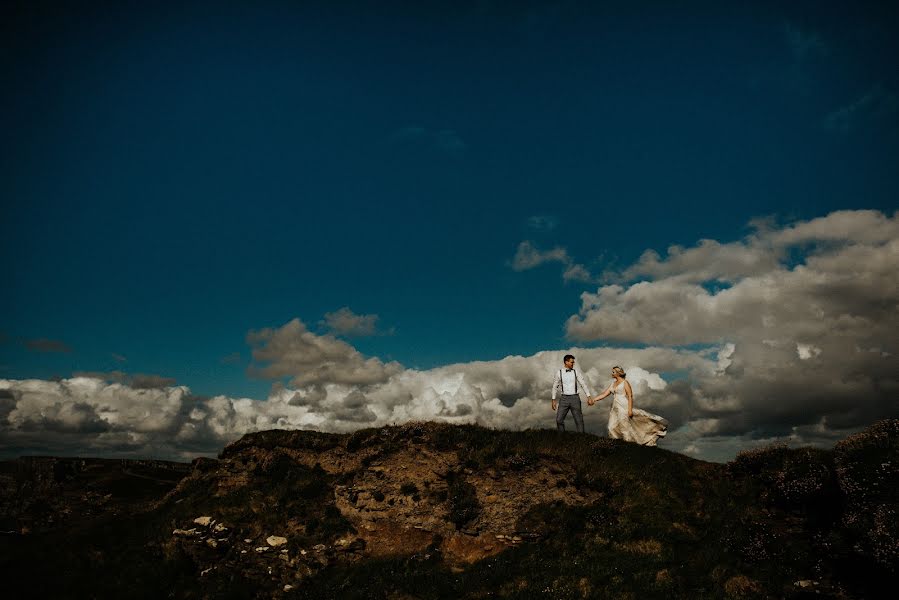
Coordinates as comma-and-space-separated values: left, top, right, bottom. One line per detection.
1, 420, 896, 599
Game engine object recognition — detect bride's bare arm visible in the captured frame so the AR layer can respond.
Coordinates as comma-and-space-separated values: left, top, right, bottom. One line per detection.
625, 381, 634, 417
589, 385, 612, 405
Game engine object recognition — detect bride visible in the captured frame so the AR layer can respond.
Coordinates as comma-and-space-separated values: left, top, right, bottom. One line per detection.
589, 366, 668, 446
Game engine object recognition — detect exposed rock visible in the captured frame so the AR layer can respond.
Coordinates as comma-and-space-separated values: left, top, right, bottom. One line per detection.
172, 528, 199, 536
3, 420, 895, 600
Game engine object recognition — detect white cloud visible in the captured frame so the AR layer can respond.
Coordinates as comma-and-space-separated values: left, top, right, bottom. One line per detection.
563, 263, 592, 283
247, 318, 403, 387
511, 241, 593, 283
796, 343, 821, 360
3, 331, 892, 464
619, 239, 779, 283
770, 209, 897, 245
716, 343, 736, 373
1, 338, 733, 459
511, 241, 570, 271
563, 210, 899, 456
321, 307, 387, 337
569, 211, 899, 345
0, 347, 709, 460
2, 210, 894, 464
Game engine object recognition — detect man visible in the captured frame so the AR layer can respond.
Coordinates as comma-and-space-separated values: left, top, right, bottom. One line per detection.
551, 354, 594, 433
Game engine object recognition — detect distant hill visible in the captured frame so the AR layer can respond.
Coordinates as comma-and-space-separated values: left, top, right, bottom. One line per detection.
1, 420, 896, 599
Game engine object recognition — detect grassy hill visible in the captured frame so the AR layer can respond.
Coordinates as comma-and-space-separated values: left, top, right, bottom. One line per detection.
1, 419, 896, 599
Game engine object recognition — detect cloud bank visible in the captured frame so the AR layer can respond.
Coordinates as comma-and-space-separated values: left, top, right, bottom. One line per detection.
566, 209, 899, 456
2, 210, 896, 463
0, 347, 705, 461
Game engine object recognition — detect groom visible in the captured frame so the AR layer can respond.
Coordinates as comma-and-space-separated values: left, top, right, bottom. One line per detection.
551, 354, 594, 433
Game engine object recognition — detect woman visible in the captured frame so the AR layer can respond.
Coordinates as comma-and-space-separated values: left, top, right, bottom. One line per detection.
589, 366, 668, 446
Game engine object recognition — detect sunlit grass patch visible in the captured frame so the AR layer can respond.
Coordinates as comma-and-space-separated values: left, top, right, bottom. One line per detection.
620, 538, 663, 556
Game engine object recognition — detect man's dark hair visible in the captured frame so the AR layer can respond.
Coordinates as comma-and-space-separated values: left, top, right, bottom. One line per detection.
563, 354, 575, 362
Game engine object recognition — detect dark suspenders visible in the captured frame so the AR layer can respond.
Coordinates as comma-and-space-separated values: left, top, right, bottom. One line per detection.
560, 369, 578, 395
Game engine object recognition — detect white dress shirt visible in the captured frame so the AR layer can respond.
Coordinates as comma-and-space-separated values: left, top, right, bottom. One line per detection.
552, 368, 593, 399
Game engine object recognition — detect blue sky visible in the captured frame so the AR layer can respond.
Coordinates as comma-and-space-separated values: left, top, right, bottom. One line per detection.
2, 1, 897, 461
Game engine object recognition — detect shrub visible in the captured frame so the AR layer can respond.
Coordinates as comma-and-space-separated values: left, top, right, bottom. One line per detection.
727, 442, 789, 478
834, 419, 899, 571
446, 471, 480, 529
345, 429, 378, 453
771, 448, 839, 517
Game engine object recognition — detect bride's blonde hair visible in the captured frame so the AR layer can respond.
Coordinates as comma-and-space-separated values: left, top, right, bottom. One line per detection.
612, 366, 626, 378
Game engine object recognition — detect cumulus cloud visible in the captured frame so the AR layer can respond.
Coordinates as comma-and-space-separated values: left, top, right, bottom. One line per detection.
74, 371, 130, 384
568, 210, 899, 345
2, 329, 893, 464
321, 307, 390, 337
563, 263, 593, 283
247, 318, 403, 387
511, 241, 569, 270
0, 347, 708, 460
619, 239, 779, 283
565, 210, 899, 455
0, 377, 199, 458
511, 241, 593, 283
73, 371, 177, 389
2, 210, 894, 464
132, 374, 178, 389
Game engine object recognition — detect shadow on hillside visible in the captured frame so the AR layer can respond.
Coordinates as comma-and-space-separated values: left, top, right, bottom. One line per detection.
0, 420, 895, 599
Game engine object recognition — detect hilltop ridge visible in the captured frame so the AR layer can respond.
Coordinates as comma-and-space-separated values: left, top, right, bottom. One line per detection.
1, 420, 896, 599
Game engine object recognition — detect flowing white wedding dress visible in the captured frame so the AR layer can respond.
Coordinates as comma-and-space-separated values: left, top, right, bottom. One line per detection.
606, 382, 668, 446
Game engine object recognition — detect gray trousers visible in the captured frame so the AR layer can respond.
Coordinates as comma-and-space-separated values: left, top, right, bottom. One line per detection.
556, 394, 584, 433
